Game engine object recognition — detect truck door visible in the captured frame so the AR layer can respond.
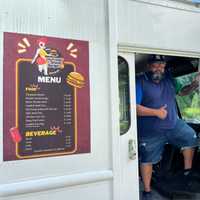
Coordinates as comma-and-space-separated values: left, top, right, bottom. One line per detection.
118, 53, 139, 200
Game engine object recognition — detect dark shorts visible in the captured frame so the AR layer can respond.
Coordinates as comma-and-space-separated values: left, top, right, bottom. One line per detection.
139, 119, 198, 165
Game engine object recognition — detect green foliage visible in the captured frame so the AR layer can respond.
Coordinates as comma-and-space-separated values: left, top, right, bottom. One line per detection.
176, 72, 200, 123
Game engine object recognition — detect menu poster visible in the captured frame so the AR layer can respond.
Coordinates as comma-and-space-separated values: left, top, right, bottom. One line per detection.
3, 32, 90, 160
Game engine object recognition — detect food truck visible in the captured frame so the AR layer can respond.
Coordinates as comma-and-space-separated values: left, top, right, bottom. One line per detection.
1, 0, 200, 200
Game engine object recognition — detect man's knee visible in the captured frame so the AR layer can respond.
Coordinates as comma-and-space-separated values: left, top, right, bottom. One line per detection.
170, 120, 198, 148
139, 137, 165, 164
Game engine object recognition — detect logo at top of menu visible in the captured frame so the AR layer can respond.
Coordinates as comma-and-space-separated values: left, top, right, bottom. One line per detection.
31, 37, 64, 76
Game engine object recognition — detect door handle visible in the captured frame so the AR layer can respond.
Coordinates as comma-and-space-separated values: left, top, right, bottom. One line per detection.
128, 139, 137, 160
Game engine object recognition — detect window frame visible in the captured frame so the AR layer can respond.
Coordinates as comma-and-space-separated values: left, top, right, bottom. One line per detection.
118, 56, 131, 135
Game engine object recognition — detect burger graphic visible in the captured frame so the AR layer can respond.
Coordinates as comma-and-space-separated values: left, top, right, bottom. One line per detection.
66, 72, 85, 88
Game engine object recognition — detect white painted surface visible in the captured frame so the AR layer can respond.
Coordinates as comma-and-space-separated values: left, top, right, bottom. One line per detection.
1, 181, 112, 200
118, 0, 200, 53
2, 0, 200, 199
0, 0, 110, 181
0, 0, 138, 199
0, 0, 116, 200
118, 53, 139, 200
0, 170, 113, 197
107, 0, 122, 199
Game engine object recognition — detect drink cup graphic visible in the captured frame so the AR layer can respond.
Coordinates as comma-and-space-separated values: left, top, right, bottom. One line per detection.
10, 127, 22, 143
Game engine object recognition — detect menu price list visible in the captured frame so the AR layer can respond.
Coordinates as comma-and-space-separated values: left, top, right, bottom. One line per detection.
17, 61, 76, 157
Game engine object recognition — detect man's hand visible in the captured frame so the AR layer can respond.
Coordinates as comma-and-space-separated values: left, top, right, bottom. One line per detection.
156, 105, 168, 119
136, 104, 168, 118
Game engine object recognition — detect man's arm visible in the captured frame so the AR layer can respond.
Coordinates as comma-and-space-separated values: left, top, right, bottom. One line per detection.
177, 72, 200, 96
136, 104, 168, 120
178, 80, 198, 96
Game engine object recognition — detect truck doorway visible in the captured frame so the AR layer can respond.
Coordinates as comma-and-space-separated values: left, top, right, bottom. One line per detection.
135, 53, 200, 200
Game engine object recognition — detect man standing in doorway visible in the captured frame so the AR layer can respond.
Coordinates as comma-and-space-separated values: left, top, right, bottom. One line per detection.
136, 55, 199, 200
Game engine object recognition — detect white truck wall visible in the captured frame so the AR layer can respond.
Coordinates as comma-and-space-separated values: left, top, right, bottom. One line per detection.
0, 0, 114, 200
118, 0, 200, 53
2, 182, 112, 200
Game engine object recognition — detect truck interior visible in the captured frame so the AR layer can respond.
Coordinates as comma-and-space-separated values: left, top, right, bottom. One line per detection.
118, 53, 200, 200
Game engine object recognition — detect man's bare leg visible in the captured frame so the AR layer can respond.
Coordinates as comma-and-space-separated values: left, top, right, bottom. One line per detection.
182, 148, 194, 170
140, 164, 152, 192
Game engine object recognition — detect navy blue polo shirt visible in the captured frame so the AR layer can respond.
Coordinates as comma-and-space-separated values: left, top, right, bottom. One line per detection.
136, 72, 178, 138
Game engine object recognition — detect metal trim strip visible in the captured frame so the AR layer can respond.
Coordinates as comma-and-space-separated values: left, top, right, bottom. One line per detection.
0, 170, 113, 197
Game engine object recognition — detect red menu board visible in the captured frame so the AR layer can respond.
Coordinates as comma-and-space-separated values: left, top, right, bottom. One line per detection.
3, 32, 90, 160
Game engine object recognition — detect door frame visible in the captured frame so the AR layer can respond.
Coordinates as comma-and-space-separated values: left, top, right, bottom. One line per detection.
118, 52, 140, 200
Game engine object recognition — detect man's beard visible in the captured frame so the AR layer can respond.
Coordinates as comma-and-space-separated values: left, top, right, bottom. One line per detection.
149, 71, 164, 81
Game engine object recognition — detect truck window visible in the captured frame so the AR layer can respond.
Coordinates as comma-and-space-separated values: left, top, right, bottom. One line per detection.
175, 72, 200, 123
118, 56, 131, 135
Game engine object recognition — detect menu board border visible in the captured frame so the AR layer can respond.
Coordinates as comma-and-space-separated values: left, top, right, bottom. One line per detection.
15, 58, 78, 159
